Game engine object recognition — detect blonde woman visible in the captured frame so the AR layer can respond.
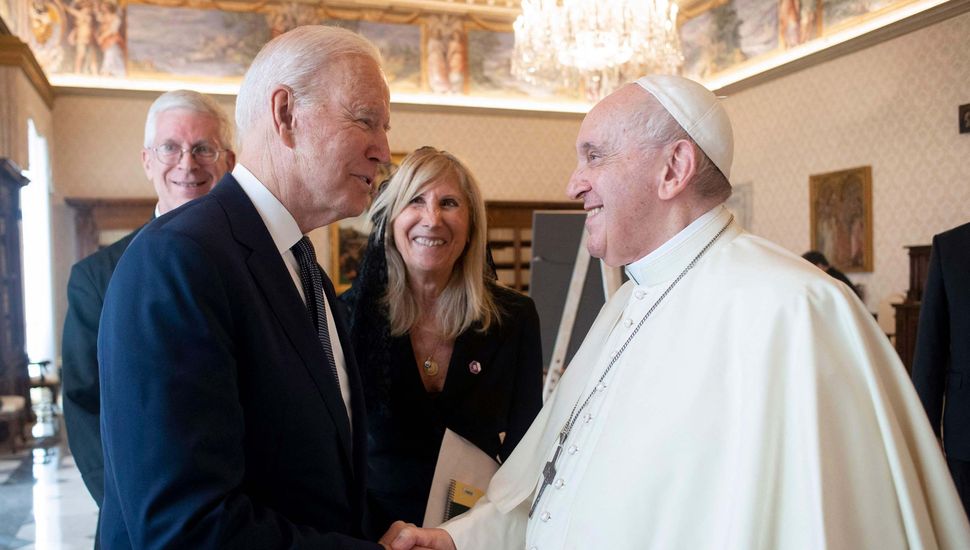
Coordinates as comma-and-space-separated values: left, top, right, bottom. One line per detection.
340, 146, 542, 538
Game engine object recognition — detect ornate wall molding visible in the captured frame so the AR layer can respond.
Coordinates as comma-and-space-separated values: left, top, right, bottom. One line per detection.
0, 34, 53, 107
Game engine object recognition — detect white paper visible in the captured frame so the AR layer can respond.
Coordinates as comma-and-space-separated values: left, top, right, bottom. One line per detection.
422, 428, 499, 528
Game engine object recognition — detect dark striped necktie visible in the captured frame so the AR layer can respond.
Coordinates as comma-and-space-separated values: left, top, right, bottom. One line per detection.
291, 236, 339, 384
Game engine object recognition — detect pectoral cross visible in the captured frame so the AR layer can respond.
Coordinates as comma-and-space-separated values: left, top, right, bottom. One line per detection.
528, 441, 563, 518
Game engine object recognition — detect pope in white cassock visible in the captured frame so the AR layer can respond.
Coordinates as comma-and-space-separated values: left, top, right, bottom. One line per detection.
379, 75, 970, 550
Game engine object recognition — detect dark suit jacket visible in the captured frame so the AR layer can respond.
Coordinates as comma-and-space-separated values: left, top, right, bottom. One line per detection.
98, 175, 379, 549
62, 227, 141, 506
913, 221, 970, 460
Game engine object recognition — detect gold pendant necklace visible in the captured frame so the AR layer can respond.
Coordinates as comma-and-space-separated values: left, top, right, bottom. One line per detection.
422, 356, 439, 376
422, 332, 443, 377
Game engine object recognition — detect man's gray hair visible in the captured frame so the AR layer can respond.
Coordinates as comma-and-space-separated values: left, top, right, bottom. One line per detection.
631, 103, 732, 203
235, 25, 383, 138
143, 89, 233, 149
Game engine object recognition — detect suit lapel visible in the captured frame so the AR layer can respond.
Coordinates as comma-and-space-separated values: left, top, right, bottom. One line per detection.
442, 322, 497, 403
211, 175, 355, 472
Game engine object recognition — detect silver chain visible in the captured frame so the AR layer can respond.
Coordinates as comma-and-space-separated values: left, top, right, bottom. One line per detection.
555, 216, 734, 445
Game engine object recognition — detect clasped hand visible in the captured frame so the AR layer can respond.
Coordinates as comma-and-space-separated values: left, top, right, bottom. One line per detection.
379, 521, 456, 550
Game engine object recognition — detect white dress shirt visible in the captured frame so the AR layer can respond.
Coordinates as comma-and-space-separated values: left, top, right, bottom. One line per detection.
232, 163, 353, 422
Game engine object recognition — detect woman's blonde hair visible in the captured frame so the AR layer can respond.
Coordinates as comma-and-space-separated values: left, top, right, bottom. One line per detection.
371, 146, 498, 338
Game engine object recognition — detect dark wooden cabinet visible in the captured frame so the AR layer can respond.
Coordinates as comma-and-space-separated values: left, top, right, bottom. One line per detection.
0, 159, 30, 415
905, 245, 932, 303
893, 244, 932, 373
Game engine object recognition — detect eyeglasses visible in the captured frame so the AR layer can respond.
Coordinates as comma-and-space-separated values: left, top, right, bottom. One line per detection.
149, 143, 227, 166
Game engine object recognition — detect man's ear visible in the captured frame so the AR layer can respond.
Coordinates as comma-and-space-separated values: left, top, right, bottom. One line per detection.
271, 85, 296, 148
222, 149, 237, 172
657, 139, 696, 200
141, 148, 152, 179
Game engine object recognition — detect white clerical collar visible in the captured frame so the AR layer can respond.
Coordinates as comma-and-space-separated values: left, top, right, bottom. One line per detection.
232, 163, 304, 253
625, 205, 732, 286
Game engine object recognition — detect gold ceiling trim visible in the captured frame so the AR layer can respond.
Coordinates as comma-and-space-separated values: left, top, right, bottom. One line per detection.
124, 0, 517, 23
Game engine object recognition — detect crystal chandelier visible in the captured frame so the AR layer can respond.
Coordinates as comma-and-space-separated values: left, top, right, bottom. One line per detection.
512, 0, 684, 101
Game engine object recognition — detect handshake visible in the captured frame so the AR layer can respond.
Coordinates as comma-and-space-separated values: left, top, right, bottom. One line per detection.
378, 521, 457, 550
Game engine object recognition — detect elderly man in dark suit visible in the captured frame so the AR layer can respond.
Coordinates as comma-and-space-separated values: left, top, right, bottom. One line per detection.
61, 89, 234, 539
913, 220, 970, 517
98, 26, 392, 549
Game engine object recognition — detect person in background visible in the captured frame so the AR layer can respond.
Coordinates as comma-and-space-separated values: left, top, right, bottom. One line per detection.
340, 146, 543, 539
97, 26, 393, 548
912, 221, 970, 517
802, 249, 862, 298
61, 88, 234, 547
383, 75, 970, 550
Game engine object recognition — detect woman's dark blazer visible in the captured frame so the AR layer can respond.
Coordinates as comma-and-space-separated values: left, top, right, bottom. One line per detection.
342, 281, 543, 537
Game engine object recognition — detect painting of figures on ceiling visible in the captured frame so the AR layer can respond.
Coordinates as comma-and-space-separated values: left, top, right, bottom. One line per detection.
128, 4, 267, 79
6, 0, 944, 108
24, 0, 127, 77
423, 15, 464, 94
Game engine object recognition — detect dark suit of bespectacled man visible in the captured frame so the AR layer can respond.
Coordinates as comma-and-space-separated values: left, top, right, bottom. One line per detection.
96, 26, 395, 549
61, 88, 234, 548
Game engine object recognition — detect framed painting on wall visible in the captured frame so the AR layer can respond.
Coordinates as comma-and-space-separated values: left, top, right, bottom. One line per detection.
329, 152, 407, 293
809, 165, 873, 272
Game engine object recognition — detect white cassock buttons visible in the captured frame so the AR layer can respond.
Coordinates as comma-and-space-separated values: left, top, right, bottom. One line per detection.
567, 444, 579, 455
634, 289, 646, 299
554, 478, 565, 489
540, 511, 551, 522
623, 318, 633, 328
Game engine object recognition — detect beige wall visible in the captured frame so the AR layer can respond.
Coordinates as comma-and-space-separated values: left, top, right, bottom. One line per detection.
51, 93, 582, 201
726, 10, 970, 312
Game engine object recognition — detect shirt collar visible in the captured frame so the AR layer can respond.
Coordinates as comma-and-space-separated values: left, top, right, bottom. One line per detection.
232, 163, 304, 254
625, 205, 730, 286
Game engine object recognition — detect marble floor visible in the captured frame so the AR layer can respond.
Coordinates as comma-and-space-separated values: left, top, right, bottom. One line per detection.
0, 398, 99, 550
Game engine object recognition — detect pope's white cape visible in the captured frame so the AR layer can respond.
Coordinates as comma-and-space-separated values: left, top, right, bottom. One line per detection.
443, 206, 970, 549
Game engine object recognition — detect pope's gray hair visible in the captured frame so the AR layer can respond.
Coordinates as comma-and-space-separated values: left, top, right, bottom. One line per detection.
630, 100, 731, 203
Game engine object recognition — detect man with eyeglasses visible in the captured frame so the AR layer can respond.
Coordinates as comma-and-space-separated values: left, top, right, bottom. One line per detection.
61, 89, 234, 547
